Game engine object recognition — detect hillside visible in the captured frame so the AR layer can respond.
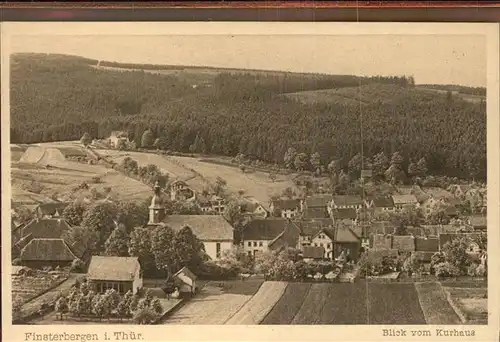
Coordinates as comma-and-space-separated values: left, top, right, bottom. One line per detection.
10, 53, 486, 181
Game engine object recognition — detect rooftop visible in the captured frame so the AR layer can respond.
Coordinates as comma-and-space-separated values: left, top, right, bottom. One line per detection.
331, 195, 363, 206
20, 238, 78, 262
88, 256, 141, 281
161, 215, 234, 241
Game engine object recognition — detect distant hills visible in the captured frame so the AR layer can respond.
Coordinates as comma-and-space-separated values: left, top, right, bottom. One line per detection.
10, 53, 486, 180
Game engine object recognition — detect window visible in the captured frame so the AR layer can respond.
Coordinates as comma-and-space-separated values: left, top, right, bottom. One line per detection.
248, 241, 252, 247
216, 242, 221, 258
253, 241, 257, 247
259, 241, 263, 247
119, 283, 124, 294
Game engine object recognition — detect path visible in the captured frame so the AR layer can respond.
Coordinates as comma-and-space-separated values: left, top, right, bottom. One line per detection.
414, 282, 462, 324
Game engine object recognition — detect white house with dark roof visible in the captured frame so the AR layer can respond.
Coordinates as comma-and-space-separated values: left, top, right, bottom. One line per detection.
88, 256, 143, 295
269, 198, 301, 218
391, 194, 418, 210
241, 218, 289, 256
170, 180, 196, 202
146, 181, 234, 260
329, 195, 364, 211
173, 267, 198, 295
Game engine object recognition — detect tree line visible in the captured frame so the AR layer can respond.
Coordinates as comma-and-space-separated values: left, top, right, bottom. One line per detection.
11, 53, 486, 181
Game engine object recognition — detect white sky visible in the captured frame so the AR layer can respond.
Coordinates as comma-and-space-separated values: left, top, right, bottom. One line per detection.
11, 34, 486, 87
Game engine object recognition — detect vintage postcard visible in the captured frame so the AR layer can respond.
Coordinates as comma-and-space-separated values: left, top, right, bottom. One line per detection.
1, 22, 499, 341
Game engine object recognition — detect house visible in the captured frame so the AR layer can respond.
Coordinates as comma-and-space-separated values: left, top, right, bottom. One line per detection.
302, 246, 325, 262
303, 207, 329, 220
170, 180, 196, 202
267, 221, 301, 252
241, 218, 290, 256
239, 201, 269, 219
35, 202, 69, 219
310, 224, 361, 261
365, 196, 395, 214
329, 195, 364, 211
173, 267, 197, 296
146, 181, 234, 260
269, 198, 301, 219
304, 195, 333, 212
467, 215, 487, 231
391, 194, 418, 210
197, 194, 226, 214
294, 219, 334, 249
414, 236, 439, 255
108, 131, 130, 149
88, 256, 143, 295
331, 208, 358, 225
19, 238, 85, 269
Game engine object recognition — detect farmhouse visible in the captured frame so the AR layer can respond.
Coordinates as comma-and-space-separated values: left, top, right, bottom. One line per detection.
269, 198, 301, 219
365, 196, 395, 214
331, 208, 357, 225
88, 256, 143, 295
329, 195, 363, 211
173, 266, 197, 296
267, 221, 301, 252
196, 194, 226, 214
303, 206, 330, 219
108, 131, 130, 149
16, 217, 72, 240
35, 202, 69, 219
170, 180, 196, 202
146, 182, 234, 259
241, 218, 290, 256
310, 225, 361, 261
391, 194, 418, 210
294, 219, 334, 249
19, 238, 85, 269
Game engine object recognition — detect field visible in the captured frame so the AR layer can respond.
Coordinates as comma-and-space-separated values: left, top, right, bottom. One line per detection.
12, 273, 69, 308
98, 149, 298, 207
441, 282, 488, 324
164, 278, 265, 325
10, 142, 152, 207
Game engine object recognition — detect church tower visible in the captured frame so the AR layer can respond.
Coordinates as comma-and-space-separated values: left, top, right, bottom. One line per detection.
149, 181, 166, 224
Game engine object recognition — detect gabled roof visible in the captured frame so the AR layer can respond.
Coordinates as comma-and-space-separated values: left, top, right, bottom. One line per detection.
391, 194, 418, 205
88, 256, 141, 281
414, 236, 439, 252
371, 197, 395, 208
174, 266, 197, 281
335, 226, 360, 243
331, 195, 363, 206
305, 195, 333, 208
303, 246, 325, 259
161, 215, 234, 241
332, 208, 357, 220
294, 219, 333, 237
268, 222, 301, 251
271, 198, 301, 210
303, 207, 329, 219
242, 218, 287, 241
36, 202, 69, 216
22, 218, 72, 239
20, 238, 78, 262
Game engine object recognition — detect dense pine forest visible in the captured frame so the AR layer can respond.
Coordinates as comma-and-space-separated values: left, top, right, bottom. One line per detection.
10, 53, 486, 181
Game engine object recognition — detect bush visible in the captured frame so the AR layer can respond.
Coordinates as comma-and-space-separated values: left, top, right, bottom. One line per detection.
70, 258, 86, 273
133, 307, 159, 325
434, 262, 461, 278
12, 258, 21, 266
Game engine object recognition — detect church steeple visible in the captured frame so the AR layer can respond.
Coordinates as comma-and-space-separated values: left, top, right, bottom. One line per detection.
149, 181, 166, 224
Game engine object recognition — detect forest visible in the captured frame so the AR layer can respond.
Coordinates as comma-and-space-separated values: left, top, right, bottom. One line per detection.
10, 53, 486, 181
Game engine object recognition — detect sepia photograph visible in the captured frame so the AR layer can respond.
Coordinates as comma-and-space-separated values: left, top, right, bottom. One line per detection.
1, 21, 498, 340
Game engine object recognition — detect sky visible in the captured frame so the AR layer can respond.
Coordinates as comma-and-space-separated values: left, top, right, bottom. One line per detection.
10, 34, 486, 87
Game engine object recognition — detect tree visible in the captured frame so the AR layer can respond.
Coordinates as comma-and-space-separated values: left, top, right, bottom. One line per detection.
223, 200, 245, 230
384, 164, 405, 185
80, 132, 92, 147
294, 153, 308, 171
441, 236, 473, 274
62, 202, 87, 226
416, 157, 428, 177
327, 159, 341, 176
212, 177, 227, 196
151, 298, 163, 315
55, 296, 68, 320
310, 152, 322, 174
282, 187, 295, 199
133, 307, 158, 324
172, 226, 206, 273
371, 152, 389, 179
116, 201, 149, 232
284, 147, 297, 170
141, 130, 154, 149
115, 139, 127, 150
104, 224, 130, 257
70, 258, 86, 273
129, 227, 157, 277
153, 138, 161, 150
390, 152, 404, 166
348, 153, 363, 178
427, 208, 450, 225
62, 225, 100, 252
81, 203, 117, 250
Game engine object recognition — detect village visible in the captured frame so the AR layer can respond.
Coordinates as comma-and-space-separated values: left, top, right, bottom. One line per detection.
10, 130, 488, 325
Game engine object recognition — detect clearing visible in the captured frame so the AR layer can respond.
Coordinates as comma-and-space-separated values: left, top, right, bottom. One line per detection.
163, 278, 264, 325
11, 142, 152, 207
